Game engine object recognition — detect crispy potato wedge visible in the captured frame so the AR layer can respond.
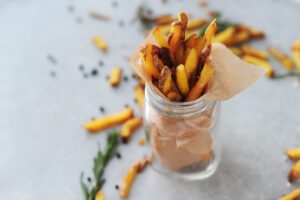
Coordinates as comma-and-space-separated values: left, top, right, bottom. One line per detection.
93, 36, 108, 51
213, 26, 235, 44
184, 48, 199, 79
286, 148, 300, 160
279, 188, 300, 200
120, 117, 143, 142
168, 22, 185, 57
203, 19, 217, 48
143, 43, 160, 78
269, 46, 294, 71
187, 61, 214, 101
153, 27, 169, 48
155, 15, 174, 25
158, 66, 172, 95
178, 12, 188, 29
242, 55, 274, 78
187, 19, 207, 30
109, 67, 122, 87
134, 85, 145, 109
176, 64, 189, 96
229, 47, 242, 57
241, 44, 269, 60
185, 34, 197, 48
84, 107, 133, 132
288, 160, 300, 183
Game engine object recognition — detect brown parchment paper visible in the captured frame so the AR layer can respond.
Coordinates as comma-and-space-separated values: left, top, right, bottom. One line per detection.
130, 30, 265, 171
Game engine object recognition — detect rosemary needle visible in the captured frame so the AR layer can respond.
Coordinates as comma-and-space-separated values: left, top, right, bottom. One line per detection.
80, 131, 119, 200
271, 71, 300, 80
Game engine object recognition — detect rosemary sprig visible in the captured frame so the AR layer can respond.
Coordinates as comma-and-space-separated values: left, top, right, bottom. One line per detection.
271, 71, 300, 80
80, 132, 119, 200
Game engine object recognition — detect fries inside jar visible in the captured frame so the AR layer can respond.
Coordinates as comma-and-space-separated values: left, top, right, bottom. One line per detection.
131, 11, 264, 179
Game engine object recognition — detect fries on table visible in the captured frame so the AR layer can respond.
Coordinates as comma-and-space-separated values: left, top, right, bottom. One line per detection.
93, 36, 108, 52
95, 191, 105, 200
242, 44, 269, 60
84, 107, 133, 133
243, 55, 274, 78
269, 46, 294, 71
288, 160, 300, 183
119, 156, 152, 199
187, 19, 207, 30
279, 188, 300, 200
286, 148, 300, 160
120, 117, 143, 142
109, 67, 122, 87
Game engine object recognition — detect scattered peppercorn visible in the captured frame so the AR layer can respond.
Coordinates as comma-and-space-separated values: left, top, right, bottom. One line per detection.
67, 5, 75, 13
131, 74, 137, 79
116, 152, 122, 159
91, 117, 96, 121
123, 76, 128, 82
99, 106, 105, 113
79, 65, 84, 70
87, 177, 92, 182
99, 61, 104, 67
47, 54, 57, 65
50, 71, 56, 77
115, 185, 119, 190
124, 104, 129, 108
84, 74, 88, 78
134, 98, 138, 103
121, 138, 128, 144
111, 1, 118, 8
76, 17, 83, 24
106, 75, 110, 80
91, 69, 98, 76
118, 20, 125, 27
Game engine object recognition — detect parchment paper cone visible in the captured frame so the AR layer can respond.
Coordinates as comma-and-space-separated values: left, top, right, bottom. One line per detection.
130, 30, 265, 170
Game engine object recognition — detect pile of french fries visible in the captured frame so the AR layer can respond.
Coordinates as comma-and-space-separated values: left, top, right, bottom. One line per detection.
140, 12, 216, 102
279, 148, 300, 200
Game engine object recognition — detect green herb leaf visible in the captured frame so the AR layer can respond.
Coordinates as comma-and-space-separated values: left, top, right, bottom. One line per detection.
80, 172, 90, 200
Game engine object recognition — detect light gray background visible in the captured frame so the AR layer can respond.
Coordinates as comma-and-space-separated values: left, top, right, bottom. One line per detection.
1, 0, 300, 199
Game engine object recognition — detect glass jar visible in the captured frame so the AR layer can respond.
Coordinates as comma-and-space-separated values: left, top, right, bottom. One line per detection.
144, 85, 221, 181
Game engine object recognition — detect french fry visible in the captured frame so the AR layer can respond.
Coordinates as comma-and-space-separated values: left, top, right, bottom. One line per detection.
134, 85, 144, 109
184, 48, 199, 79
153, 27, 169, 48
286, 148, 300, 160
166, 90, 181, 101
158, 47, 174, 68
248, 28, 265, 39
187, 19, 207, 30
187, 61, 214, 101
155, 15, 174, 25
119, 156, 151, 198
158, 24, 171, 35
93, 36, 108, 52
158, 66, 172, 95
226, 30, 250, 46
279, 188, 300, 200
109, 67, 122, 87
194, 37, 205, 55
120, 117, 143, 142
229, 47, 242, 57
185, 29, 199, 39
178, 12, 188, 30
241, 44, 269, 60
292, 39, 300, 71
269, 46, 294, 71
152, 55, 165, 72
95, 191, 105, 200
203, 19, 217, 48
143, 43, 160, 79
288, 160, 300, 182
185, 34, 197, 48
176, 64, 189, 96
168, 22, 185, 57
175, 43, 185, 65
242, 55, 274, 78
213, 26, 235, 44
84, 107, 133, 133
119, 163, 139, 198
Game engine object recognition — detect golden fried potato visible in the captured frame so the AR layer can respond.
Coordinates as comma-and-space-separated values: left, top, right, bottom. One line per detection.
292, 49, 300, 72
241, 44, 269, 60
185, 34, 197, 48
269, 46, 294, 71
143, 43, 160, 78
226, 30, 250, 46
279, 188, 300, 200
213, 26, 235, 44
184, 48, 199, 79
178, 12, 188, 30
158, 66, 172, 95
109, 67, 122, 87
187, 61, 214, 101
84, 107, 134, 133
95, 191, 105, 200
229, 47, 242, 57
120, 117, 143, 141
155, 15, 174, 25
176, 64, 189, 96
153, 27, 169, 48
93, 36, 108, 51
203, 19, 217, 48
242, 55, 274, 78
187, 19, 207, 30
288, 160, 300, 183
286, 148, 300, 160
175, 43, 185, 65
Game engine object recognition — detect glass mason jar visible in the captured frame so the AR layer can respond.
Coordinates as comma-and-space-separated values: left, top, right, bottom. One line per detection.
144, 85, 221, 181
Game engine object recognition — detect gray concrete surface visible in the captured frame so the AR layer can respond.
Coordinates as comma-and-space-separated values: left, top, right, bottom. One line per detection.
1, 0, 300, 199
